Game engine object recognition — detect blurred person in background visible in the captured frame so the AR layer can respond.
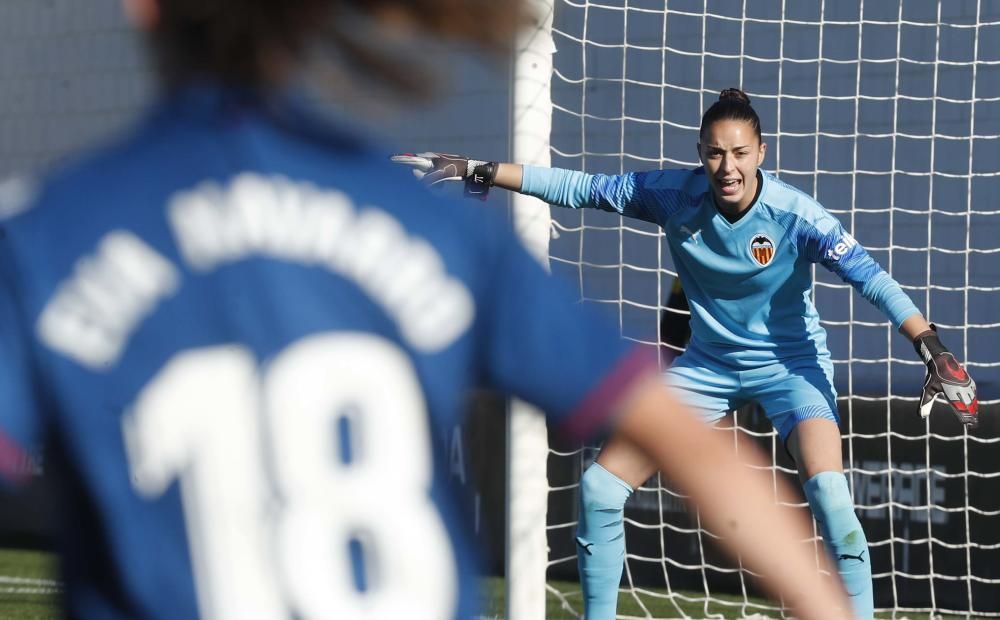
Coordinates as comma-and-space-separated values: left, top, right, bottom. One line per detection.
659, 278, 691, 366
0, 2, 853, 618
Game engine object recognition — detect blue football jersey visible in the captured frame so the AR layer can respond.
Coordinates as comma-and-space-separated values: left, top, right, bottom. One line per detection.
522, 165, 920, 367
0, 85, 653, 619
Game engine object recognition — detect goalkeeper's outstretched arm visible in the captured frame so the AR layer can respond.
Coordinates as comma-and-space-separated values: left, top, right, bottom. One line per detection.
616, 374, 852, 620
492, 162, 525, 191
391, 153, 659, 219
389, 152, 523, 192
393, 155, 586, 206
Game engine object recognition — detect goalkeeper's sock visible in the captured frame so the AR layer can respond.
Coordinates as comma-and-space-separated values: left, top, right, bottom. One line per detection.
804, 471, 874, 620
576, 463, 632, 620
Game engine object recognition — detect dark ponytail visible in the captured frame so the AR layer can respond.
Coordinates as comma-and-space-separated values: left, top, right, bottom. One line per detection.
149, 0, 527, 94
699, 88, 762, 142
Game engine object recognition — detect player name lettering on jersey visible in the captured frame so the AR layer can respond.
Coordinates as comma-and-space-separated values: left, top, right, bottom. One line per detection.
168, 173, 474, 352
826, 231, 858, 261
37, 232, 180, 370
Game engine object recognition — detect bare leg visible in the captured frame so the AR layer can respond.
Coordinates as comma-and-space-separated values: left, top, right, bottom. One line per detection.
595, 430, 660, 489
787, 418, 845, 482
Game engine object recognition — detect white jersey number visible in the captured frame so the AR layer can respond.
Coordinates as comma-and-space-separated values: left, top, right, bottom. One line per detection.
122, 332, 458, 620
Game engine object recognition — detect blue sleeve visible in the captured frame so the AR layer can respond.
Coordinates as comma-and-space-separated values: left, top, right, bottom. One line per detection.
520, 165, 694, 226
800, 215, 920, 330
475, 220, 656, 442
0, 232, 43, 487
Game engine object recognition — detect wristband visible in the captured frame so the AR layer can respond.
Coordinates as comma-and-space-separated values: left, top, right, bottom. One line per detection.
467, 161, 498, 187
464, 161, 498, 200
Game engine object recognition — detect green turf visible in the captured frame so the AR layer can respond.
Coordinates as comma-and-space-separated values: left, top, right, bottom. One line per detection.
0, 549, 978, 619
481, 577, 976, 619
480, 577, 784, 619
0, 548, 61, 619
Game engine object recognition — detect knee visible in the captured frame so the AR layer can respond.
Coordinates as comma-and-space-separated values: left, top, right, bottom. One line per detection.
580, 463, 632, 512
804, 471, 854, 515
804, 471, 865, 544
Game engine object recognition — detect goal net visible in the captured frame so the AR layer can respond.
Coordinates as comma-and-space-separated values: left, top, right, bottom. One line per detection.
539, 1, 1000, 617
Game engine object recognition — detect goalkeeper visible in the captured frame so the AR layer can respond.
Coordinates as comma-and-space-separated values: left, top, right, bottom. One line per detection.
394, 88, 979, 620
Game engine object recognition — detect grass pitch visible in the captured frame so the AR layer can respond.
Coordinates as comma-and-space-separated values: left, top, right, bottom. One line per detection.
480, 577, 787, 619
0, 548, 61, 619
0, 548, 974, 619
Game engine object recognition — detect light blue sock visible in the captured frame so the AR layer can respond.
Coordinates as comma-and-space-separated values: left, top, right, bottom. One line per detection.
576, 463, 633, 620
804, 471, 874, 620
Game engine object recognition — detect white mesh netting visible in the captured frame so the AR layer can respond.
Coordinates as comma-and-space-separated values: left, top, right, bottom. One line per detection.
542, 1, 1000, 617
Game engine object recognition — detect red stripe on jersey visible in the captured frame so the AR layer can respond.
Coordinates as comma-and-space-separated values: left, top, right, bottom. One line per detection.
558, 345, 658, 443
0, 431, 32, 486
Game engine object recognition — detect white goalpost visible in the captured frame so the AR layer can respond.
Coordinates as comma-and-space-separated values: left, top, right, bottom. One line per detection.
507, 0, 1000, 618
505, 2, 557, 619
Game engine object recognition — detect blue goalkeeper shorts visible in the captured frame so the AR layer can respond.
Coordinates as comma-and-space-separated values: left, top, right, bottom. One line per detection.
662, 346, 839, 441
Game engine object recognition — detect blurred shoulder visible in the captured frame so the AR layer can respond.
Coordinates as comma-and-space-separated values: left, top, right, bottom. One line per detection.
0, 134, 137, 236
0, 176, 39, 223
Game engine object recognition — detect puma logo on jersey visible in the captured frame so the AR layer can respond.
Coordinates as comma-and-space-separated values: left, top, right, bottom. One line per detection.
749, 233, 775, 266
679, 225, 700, 244
826, 232, 858, 261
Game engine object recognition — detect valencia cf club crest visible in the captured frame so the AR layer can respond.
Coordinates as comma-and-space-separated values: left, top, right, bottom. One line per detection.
749, 233, 775, 266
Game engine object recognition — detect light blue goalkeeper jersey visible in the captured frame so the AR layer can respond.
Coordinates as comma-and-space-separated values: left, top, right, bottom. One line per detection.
522, 165, 920, 367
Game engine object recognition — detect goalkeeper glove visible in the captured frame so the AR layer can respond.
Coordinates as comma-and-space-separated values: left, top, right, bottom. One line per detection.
390, 152, 498, 199
913, 325, 979, 428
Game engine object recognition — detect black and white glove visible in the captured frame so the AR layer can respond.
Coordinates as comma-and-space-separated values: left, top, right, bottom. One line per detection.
913, 326, 979, 428
390, 152, 498, 199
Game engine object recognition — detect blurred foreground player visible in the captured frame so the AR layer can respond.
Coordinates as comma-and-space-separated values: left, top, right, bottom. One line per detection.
0, 1, 851, 618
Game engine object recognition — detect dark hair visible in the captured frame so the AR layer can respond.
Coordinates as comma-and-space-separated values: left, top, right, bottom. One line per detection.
149, 0, 527, 94
699, 88, 762, 142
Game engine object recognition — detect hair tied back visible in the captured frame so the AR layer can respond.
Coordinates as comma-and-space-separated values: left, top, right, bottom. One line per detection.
719, 88, 751, 106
